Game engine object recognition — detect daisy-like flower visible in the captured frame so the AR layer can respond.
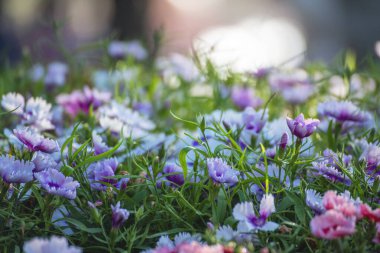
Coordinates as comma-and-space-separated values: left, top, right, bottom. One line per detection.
233, 194, 278, 232
231, 86, 263, 110
359, 143, 380, 176
207, 158, 239, 186
306, 189, 325, 214
310, 209, 356, 239
286, 113, 319, 139
35, 169, 80, 199
57, 86, 111, 118
317, 101, 371, 123
23, 236, 81, 253
111, 201, 130, 229
0, 155, 34, 183
14, 127, 59, 153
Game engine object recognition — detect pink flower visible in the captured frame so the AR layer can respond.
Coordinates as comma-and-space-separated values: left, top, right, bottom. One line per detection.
360, 204, 380, 223
310, 210, 356, 239
322, 191, 358, 218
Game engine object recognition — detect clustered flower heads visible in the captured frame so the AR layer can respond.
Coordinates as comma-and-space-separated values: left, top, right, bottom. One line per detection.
1, 39, 380, 252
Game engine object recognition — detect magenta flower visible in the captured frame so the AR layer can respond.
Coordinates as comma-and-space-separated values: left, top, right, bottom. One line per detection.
57, 86, 111, 118
207, 158, 239, 186
35, 169, 80, 199
231, 86, 262, 110
310, 209, 356, 239
233, 194, 278, 232
0, 155, 34, 184
359, 204, 380, 223
286, 113, 319, 139
23, 236, 82, 253
111, 201, 130, 229
14, 127, 59, 153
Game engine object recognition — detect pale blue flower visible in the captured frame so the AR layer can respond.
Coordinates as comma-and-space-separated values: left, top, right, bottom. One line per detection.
23, 236, 81, 253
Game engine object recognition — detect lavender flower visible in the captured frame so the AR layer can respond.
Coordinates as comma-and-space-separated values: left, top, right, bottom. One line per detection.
86, 158, 119, 191
306, 189, 325, 214
242, 107, 267, 134
108, 40, 147, 60
207, 158, 239, 186
23, 236, 82, 253
216, 225, 238, 241
231, 86, 263, 110
32, 152, 59, 172
318, 101, 371, 123
35, 169, 80, 199
111, 201, 130, 229
269, 70, 314, 104
44, 62, 68, 87
312, 161, 351, 185
14, 127, 59, 153
163, 163, 185, 186
57, 86, 111, 117
233, 194, 278, 232
92, 131, 109, 155
0, 155, 34, 183
286, 113, 319, 139
360, 143, 380, 176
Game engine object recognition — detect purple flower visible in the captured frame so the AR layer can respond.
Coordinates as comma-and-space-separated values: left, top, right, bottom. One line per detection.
44, 62, 68, 87
242, 107, 267, 134
35, 169, 80, 199
23, 236, 81, 253
231, 86, 263, 110
306, 189, 325, 214
312, 162, 351, 185
111, 201, 130, 229
233, 194, 278, 232
0, 155, 34, 183
108, 40, 147, 60
14, 127, 59, 153
86, 158, 119, 191
32, 152, 59, 172
286, 113, 319, 139
207, 158, 239, 186
269, 70, 314, 104
92, 131, 109, 155
318, 101, 371, 123
163, 163, 185, 186
360, 143, 380, 176
279, 132, 288, 150
57, 86, 111, 118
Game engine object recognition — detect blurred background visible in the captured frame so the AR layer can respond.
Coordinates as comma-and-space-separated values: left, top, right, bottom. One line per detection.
1, 0, 380, 71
